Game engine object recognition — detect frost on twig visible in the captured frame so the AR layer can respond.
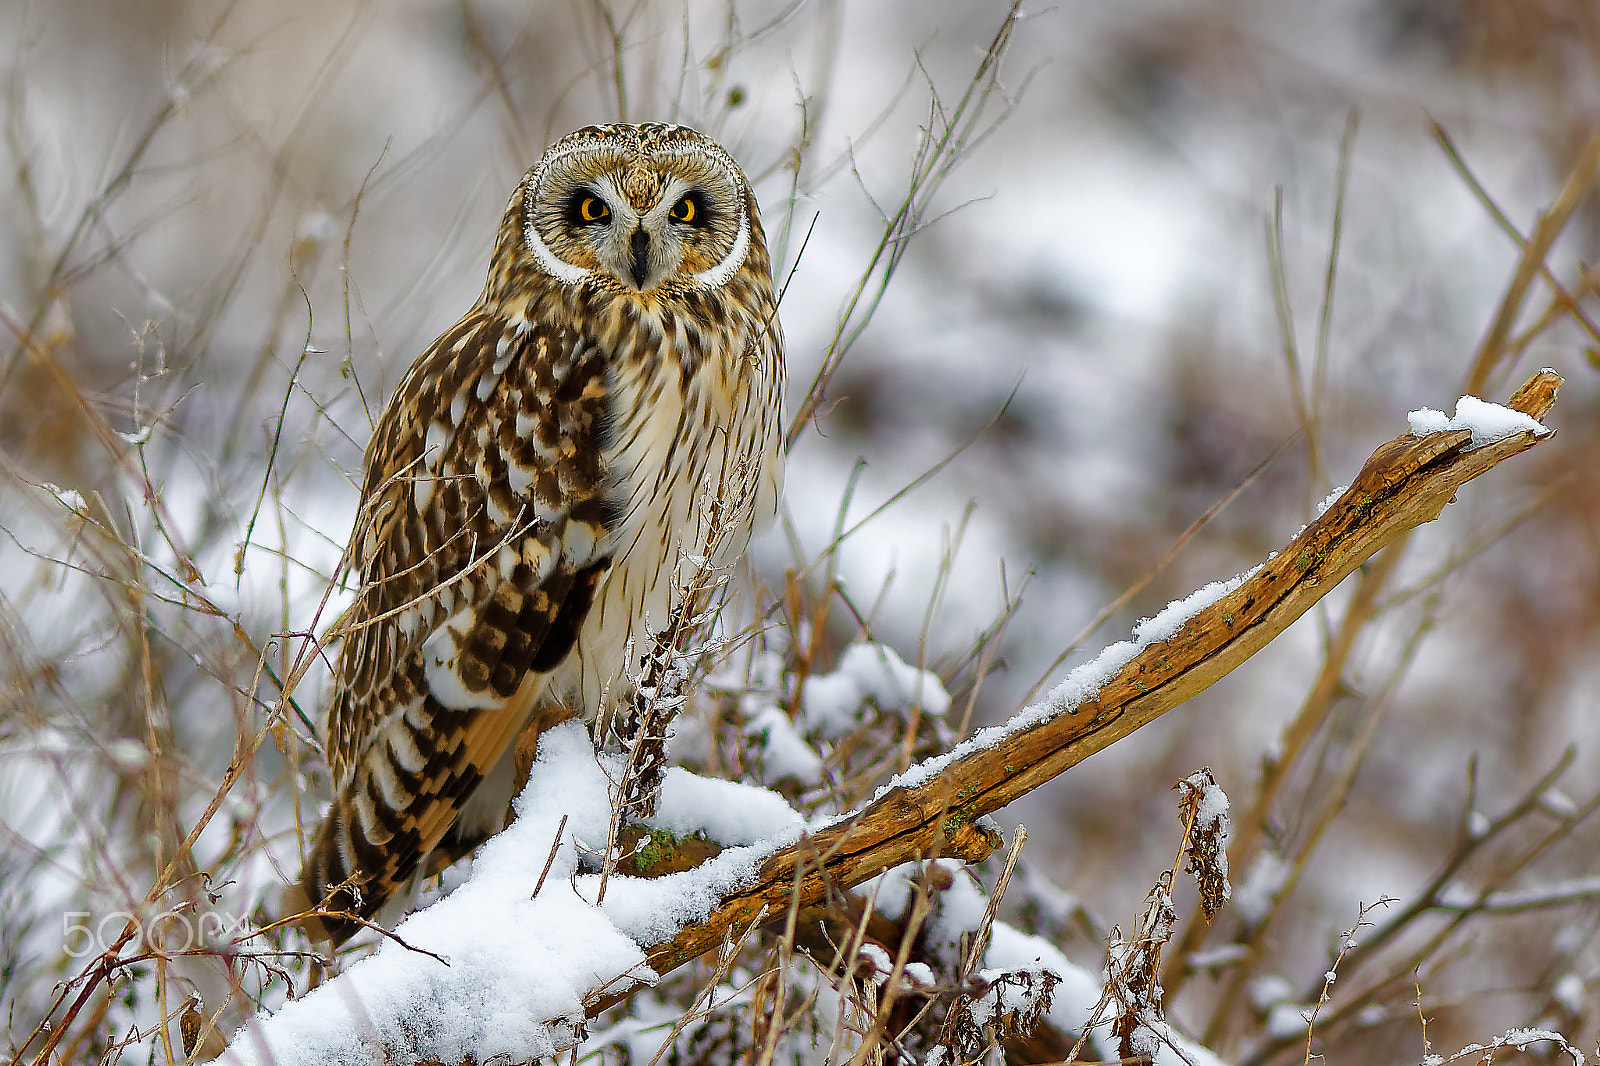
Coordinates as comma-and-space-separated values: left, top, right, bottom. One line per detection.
1176, 768, 1231, 922
1106, 876, 1179, 1066
1426, 1027, 1587, 1066
927, 966, 1060, 1066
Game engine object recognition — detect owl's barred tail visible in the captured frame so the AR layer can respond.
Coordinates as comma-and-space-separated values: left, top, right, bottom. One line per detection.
288, 690, 506, 946
286, 792, 385, 945
290, 558, 612, 946
290, 722, 469, 945
288, 699, 585, 946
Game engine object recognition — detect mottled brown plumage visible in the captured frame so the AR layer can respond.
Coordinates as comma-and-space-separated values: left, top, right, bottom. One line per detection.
296, 123, 784, 944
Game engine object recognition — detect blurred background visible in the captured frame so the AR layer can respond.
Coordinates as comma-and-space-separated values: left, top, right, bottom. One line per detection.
2, 0, 1598, 1062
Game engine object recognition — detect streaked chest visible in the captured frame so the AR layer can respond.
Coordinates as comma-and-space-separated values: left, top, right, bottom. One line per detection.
551, 303, 781, 717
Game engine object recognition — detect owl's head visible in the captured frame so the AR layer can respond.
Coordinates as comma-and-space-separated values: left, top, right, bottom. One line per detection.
518, 123, 757, 296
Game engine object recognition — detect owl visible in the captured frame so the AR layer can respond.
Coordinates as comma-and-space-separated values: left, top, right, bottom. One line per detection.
293, 123, 784, 945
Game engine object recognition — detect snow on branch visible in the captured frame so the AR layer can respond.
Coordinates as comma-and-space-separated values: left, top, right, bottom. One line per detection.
630, 372, 1560, 998
214, 372, 1561, 1065
218, 725, 804, 1066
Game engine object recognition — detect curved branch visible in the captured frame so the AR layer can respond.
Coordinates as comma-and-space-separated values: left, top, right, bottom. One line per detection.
624, 370, 1562, 1000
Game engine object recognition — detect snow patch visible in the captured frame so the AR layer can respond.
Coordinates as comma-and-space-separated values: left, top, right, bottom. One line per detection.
744, 704, 825, 784
801, 642, 951, 738
217, 723, 807, 1066
41, 482, 87, 511
1233, 851, 1289, 925
644, 764, 804, 846
1407, 395, 1548, 450
218, 723, 646, 1066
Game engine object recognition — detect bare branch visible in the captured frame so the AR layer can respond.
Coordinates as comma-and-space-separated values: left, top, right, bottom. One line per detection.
612, 370, 1563, 1009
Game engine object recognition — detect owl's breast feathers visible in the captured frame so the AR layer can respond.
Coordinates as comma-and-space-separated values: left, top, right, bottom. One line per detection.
551, 281, 785, 718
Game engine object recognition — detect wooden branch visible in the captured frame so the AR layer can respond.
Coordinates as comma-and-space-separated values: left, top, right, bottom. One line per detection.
611, 370, 1562, 1008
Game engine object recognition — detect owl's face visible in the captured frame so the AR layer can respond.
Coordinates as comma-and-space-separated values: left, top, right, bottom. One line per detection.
520, 123, 755, 296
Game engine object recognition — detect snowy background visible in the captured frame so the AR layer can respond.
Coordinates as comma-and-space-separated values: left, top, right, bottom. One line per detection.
2, 0, 1599, 1062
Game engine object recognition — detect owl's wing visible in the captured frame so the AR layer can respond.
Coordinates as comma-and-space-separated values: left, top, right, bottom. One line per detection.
295, 309, 616, 944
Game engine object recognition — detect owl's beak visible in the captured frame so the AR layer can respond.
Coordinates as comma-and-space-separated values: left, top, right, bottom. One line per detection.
629, 228, 650, 289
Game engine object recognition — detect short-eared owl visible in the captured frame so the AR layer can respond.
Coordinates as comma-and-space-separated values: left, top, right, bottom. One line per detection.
295, 123, 784, 944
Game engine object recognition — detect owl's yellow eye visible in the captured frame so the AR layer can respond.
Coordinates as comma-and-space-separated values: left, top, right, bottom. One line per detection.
669, 195, 698, 224
578, 196, 609, 223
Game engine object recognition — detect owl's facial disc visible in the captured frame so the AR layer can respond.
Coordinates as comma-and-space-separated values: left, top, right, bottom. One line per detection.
522, 126, 752, 294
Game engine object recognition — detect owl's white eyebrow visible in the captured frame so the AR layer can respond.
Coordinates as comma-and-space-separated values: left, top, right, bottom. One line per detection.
646, 177, 694, 220
595, 176, 636, 222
